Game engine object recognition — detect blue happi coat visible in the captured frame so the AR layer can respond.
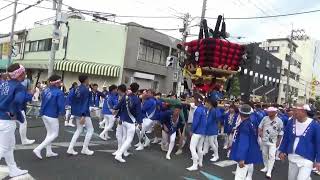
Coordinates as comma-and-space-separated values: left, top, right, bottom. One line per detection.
69, 84, 91, 117
230, 117, 263, 164
0, 79, 27, 123
40, 86, 65, 118
279, 119, 320, 163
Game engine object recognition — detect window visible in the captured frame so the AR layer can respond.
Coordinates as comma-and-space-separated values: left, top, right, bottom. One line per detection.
29, 41, 38, 52
289, 72, 295, 80
255, 56, 260, 64
266, 60, 270, 68
138, 38, 169, 66
270, 46, 279, 52
38, 39, 52, 51
296, 75, 300, 81
25, 42, 30, 52
277, 66, 281, 73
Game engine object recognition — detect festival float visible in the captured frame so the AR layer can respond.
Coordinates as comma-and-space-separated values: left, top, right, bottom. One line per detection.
177, 15, 246, 103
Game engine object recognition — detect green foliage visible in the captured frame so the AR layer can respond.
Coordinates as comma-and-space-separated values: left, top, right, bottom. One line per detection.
230, 75, 240, 97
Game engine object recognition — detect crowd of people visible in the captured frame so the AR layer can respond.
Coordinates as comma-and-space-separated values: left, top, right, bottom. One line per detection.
0, 63, 320, 180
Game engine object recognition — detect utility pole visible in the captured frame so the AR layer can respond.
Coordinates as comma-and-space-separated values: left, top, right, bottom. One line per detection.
48, 0, 63, 78
285, 27, 307, 105
7, 0, 18, 67
176, 13, 190, 96
200, 0, 207, 21
285, 28, 294, 105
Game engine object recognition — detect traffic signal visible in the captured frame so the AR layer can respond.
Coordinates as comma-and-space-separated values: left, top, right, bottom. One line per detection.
166, 56, 175, 67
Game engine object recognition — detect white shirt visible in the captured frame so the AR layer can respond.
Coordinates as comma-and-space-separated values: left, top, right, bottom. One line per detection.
259, 116, 284, 144
187, 103, 197, 124
288, 117, 314, 169
293, 118, 313, 152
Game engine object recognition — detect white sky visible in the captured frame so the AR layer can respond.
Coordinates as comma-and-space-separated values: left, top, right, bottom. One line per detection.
0, 0, 320, 42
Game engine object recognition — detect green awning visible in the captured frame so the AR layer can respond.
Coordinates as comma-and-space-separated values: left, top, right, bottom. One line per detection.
55, 60, 120, 77
15, 60, 121, 77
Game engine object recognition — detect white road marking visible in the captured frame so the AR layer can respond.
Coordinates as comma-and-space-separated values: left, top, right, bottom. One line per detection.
0, 166, 35, 180
96, 149, 117, 153
213, 160, 237, 167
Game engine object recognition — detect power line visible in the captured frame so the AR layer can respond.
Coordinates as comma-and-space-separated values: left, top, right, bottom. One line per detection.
0, 2, 14, 11
1, 0, 65, 11
203, 9, 320, 20
0, 0, 44, 22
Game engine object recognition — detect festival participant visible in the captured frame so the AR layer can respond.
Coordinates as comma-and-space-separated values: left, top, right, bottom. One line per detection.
19, 80, 35, 145
89, 83, 105, 122
158, 106, 181, 160
278, 107, 289, 128
33, 75, 65, 159
223, 104, 238, 151
219, 103, 229, 137
230, 104, 263, 180
279, 104, 320, 180
112, 84, 128, 156
0, 63, 29, 177
135, 89, 157, 151
151, 93, 163, 144
258, 107, 283, 179
65, 82, 77, 127
186, 93, 207, 171
99, 84, 118, 140
114, 83, 142, 163
67, 75, 94, 156
287, 108, 294, 122
175, 106, 187, 155
204, 99, 220, 162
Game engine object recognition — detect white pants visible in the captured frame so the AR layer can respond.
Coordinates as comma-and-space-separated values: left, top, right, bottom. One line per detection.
34, 116, 59, 153
101, 115, 115, 137
136, 118, 155, 144
189, 134, 205, 166
68, 117, 94, 149
204, 135, 219, 157
19, 110, 31, 143
288, 161, 312, 180
224, 133, 233, 148
161, 130, 169, 149
65, 107, 75, 121
117, 122, 135, 156
166, 132, 176, 157
261, 143, 277, 175
89, 107, 101, 119
0, 120, 20, 171
235, 164, 254, 180
116, 122, 128, 150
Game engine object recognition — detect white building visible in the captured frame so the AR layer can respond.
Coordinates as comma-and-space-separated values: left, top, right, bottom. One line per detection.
260, 38, 304, 104
295, 38, 320, 98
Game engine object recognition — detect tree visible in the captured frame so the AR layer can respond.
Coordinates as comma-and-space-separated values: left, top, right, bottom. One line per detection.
229, 74, 240, 98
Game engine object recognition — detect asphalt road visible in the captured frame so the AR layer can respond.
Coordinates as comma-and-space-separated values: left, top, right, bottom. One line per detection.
0, 116, 319, 180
